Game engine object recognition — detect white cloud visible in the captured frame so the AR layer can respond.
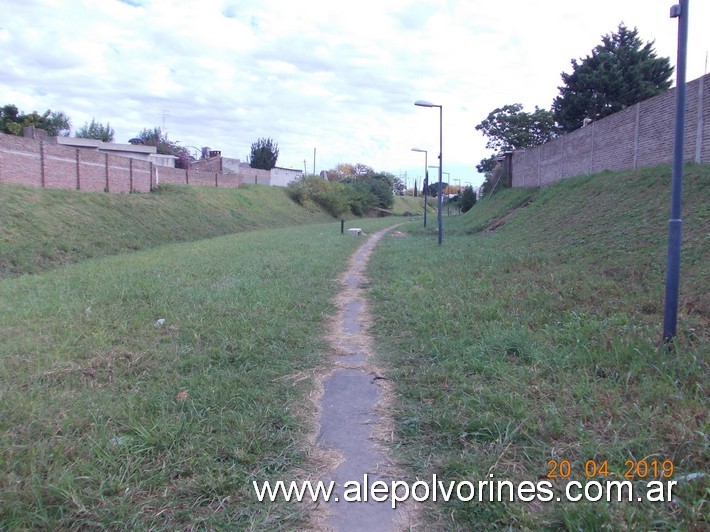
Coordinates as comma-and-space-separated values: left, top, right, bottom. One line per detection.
0, 0, 707, 186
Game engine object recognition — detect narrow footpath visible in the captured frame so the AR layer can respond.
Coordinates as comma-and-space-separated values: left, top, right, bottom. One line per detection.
316, 225, 405, 531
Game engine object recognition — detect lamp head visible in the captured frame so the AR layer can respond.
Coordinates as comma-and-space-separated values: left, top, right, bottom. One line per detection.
414, 100, 435, 107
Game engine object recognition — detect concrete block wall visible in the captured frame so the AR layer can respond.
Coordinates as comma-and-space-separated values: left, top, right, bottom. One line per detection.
513, 73, 709, 187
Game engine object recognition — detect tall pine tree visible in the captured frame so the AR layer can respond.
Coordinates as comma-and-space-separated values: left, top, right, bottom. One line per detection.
552, 23, 673, 132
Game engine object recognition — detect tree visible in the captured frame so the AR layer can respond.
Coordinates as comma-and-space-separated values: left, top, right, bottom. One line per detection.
249, 137, 279, 170
0, 104, 71, 136
552, 23, 673, 132
460, 185, 476, 213
476, 103, 559, 154
426, 181, 448, 197
324, 163, 375, 181
76, 119, 114, 142
134, 127, 190, 169
393, 176, 406, 196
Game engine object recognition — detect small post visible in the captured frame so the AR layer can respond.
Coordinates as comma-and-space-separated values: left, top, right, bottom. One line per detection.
341, 219, 345, 234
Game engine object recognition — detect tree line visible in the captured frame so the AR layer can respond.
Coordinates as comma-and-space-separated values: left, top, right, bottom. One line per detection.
476, 23, 674, 195
0, 105, 285, 172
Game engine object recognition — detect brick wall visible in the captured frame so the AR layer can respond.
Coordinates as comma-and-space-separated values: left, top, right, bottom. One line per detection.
190, 156, 223, 173
513, 73, 709, 187
0, 133, 243, 193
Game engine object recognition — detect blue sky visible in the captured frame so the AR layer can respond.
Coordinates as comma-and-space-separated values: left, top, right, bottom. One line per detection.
1, 0, 707, 187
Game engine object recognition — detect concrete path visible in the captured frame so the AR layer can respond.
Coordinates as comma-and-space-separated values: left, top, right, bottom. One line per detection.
317, 225, 403, 531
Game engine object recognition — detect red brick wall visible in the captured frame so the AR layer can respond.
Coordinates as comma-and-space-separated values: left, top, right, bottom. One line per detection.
191, 157, 223, 173
187, 170, 219, 187
0, 134, 42, 187
0, 134, 243, 193
217, 174, 242, 188
79, 149, 109, 192
513, 73, 709, 187
155, 166, 187, 185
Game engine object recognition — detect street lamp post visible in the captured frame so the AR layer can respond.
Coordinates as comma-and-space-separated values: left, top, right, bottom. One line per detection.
663, 0, 689, 346
415, 100, 443, 245
411, 148, 428, 227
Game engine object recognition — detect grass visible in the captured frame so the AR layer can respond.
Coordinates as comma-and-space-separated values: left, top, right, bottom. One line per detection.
390, 195, 435, 216
367, 164, 708, 529
0, 217, 395, 529
1, 164, 706, 528
0, 183, 335, 278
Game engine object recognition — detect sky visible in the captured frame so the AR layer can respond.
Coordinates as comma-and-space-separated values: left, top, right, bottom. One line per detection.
1, 0, 708, 188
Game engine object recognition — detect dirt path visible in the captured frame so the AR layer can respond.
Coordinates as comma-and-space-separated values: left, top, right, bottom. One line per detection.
316, 225, 406, 530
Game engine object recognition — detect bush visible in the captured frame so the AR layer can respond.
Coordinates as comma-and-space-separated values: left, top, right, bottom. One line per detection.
460, 185, 477, 212
286, 175, 382, 217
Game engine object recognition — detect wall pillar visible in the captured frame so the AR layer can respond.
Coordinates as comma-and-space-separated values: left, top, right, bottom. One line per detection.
696, 75, 705, 163
76, 148, 81, 189
105, 153, 110, 192
40, 140, 46, 187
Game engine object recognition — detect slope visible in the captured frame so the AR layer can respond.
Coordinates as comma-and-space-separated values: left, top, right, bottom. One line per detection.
366, 163, 708, 529
0, 183, 334, 277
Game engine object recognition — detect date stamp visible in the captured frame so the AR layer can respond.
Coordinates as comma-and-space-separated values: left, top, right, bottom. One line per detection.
546, 459, 674, 479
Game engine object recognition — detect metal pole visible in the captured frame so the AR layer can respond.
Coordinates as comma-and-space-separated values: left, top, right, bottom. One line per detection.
437, 105, 443, 245
423, 152, 428, 227
663, 0, 689, 346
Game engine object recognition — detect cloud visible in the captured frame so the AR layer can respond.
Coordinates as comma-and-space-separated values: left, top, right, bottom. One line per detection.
0, 0, 708, 185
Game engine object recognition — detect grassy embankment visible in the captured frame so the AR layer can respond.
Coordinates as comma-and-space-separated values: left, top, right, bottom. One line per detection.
0, 187, 395, 528
0, 183, 336, 278
0, 181, 400, 528
367, 164, 708, 529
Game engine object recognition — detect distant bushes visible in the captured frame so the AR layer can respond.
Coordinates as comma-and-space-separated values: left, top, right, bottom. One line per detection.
287, 174, 394, 217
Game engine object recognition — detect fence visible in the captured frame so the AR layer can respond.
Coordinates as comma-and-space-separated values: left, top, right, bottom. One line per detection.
512, 73, 709, 187
0, 133, 243, 192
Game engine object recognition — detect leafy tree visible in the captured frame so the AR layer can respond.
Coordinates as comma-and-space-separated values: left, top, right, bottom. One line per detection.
426, 181, 448, 197
369, 173, 395, 209
393, 176, 406, 196
552, 23, 673, 132
476, 103, 558, 153
325, 163, 375, 181
76, 119, 115, 142
475, 103, 558, 174
0, 104, 71, 136
249, 137, 279, 170
288, 165, 394, 215
134, 127, 190, 169
460, 185, 476, 213
0, 105, 20, 134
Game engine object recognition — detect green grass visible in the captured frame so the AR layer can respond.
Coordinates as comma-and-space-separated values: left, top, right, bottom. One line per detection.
390, 195, 435, 216
1, 164, 707, 529
0, 183, 335, 278
0, 217, 395, 529
367, 164, 708, 529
